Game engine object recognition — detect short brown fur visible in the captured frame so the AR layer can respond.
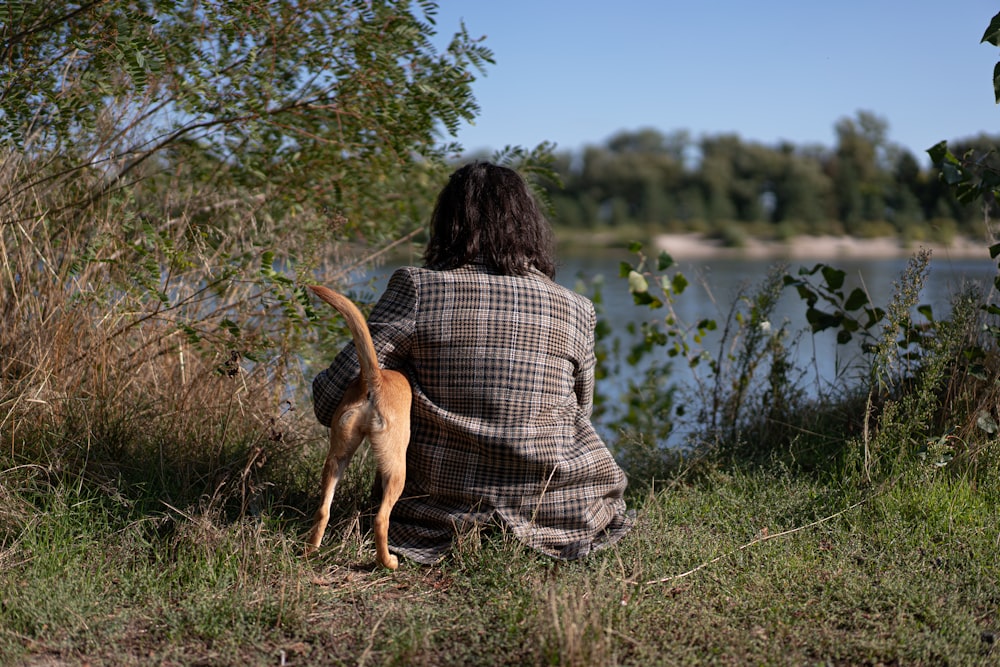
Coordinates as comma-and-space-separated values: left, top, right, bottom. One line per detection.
304, 285, 412, 570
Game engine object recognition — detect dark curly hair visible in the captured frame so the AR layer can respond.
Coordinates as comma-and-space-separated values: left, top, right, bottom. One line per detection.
423, 161, 557, 279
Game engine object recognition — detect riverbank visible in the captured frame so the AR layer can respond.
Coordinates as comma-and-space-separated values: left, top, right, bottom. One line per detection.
653, 233, 994, 261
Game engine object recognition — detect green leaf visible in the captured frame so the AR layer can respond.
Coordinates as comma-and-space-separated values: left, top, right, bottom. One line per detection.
627, 270, 648, 294
261, 250, 275, 271
864, 307, 886, 329
632, 291, 662, 308
927, 140, 950, 164
840, 317, 859, 332
940, 162, 966, 185
806, 307, 841, 333
956, 182, 980, 204
982, 12, 1000, 46
981, 166, 1000, 189
790, 282, 818, 307
820, 265, 845, 291
295, 285, 318, 321
671, 273, 688, 294
657, 251, 674, 271
844, 287, 869, 311
989, 242, 1000, 259
5, 0, 26, 19
627, 240, 643, 253
618, 261, 632, 278
179, 323, 201, 344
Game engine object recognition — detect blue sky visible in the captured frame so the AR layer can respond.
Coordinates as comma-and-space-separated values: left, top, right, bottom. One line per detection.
428, 2, 999, 164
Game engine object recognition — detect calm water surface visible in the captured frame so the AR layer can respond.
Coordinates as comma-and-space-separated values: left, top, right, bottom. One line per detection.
360, 247, 998, 439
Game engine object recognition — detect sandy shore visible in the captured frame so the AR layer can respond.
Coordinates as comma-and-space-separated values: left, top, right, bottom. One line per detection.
652, 233, 995, 262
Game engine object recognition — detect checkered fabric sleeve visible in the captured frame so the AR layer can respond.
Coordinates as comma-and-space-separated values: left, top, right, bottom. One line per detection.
312, 263, 633, 563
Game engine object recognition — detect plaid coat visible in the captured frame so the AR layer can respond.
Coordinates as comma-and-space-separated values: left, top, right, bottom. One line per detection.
312, 262, 632, 564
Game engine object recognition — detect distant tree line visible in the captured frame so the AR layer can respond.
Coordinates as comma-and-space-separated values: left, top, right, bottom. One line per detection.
539, 111, 1000, 243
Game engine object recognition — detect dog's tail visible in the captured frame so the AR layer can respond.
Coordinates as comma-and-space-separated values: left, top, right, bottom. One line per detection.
308, 285, 382, 395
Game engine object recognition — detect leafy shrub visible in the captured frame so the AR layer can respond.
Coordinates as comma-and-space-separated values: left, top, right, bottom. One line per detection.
598, 241, 1000, 486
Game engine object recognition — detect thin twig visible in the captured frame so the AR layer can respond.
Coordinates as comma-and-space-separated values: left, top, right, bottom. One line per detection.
334, 227, 424, 282
640, 496, 870, 586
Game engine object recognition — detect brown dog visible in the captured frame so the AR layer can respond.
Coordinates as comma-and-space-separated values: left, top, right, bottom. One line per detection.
304, 285, 411, 570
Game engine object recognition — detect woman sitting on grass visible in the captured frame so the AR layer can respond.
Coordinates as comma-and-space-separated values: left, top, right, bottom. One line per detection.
313, 161, 633, 564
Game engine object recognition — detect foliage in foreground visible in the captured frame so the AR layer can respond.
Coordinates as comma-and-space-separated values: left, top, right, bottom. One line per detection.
595, 240, 1000, 487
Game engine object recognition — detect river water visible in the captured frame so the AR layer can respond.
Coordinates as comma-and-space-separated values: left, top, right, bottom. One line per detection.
358, 245, 998, 441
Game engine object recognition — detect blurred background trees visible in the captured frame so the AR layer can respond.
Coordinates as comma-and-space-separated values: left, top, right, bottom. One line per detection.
544, 110, 996, 244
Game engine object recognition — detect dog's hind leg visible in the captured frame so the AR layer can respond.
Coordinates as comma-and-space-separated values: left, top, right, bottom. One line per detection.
304, 404, 364, 556
371, 431, 407, 570
369, 371, 411, 570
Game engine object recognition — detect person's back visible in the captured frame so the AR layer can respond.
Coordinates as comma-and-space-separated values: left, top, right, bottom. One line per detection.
405, 263, 590, 436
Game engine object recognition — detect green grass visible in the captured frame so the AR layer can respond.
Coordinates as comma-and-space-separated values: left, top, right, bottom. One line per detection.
2, 460, 997, 666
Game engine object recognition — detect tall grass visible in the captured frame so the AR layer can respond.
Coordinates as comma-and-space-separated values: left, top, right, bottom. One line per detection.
0, 151, 357, 538
602, 242, 1000, 487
